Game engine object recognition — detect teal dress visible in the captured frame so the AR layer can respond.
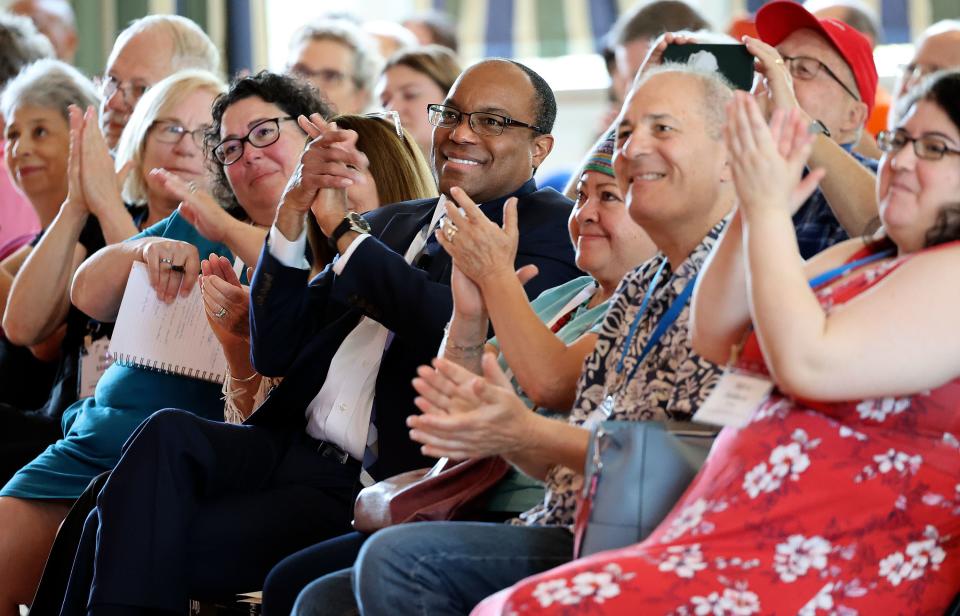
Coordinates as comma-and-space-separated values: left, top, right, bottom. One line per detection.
485, 276, 611, 513
1, 211, 230, 499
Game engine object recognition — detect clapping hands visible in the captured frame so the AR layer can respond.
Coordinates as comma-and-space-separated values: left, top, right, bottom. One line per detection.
725, 92, 825, 218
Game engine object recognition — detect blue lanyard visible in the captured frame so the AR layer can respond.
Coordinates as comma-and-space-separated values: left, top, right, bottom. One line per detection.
806, 248, 895, 289
615, 258, 698, 384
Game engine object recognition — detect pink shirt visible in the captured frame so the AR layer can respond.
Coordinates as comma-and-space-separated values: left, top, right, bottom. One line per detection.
0, 143, 40, 259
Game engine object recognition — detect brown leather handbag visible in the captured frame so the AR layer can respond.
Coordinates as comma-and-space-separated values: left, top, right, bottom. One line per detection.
353, 455, 511, 533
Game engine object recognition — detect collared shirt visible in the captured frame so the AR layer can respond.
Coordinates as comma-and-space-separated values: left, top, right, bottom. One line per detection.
517, 215, 729, 529
792, 146, 878, 260
268, 206, 442, 460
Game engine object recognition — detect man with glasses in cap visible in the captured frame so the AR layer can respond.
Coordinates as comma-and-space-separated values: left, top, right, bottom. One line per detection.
744, 0, 879, 258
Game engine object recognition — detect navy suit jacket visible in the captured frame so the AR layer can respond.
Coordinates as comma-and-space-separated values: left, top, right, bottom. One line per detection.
246, 179, 581, 480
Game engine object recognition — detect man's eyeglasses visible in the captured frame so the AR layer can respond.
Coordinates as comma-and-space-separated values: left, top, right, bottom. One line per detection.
426, 103, 543, 137
151, 121, 208, 149
288, 65, 350, 87
877, 129, 960, 161
213, 117, 296, 166
97, 75, 149, 106
781, 55, 860, 102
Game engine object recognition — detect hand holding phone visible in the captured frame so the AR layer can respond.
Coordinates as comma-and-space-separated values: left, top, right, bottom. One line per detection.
662, 43, 756, 91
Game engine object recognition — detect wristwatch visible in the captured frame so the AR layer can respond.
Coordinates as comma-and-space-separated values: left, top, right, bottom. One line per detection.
330, 211, 371, 243
808, 119, 831, 138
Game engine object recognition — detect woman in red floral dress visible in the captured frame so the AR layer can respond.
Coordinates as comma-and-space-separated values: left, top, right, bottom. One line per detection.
463, 72, 960, 615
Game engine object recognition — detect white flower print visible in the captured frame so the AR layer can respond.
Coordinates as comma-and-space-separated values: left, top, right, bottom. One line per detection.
879, 525, 947, 587
570, 569, 622, 602
720, 586, 761, 615
838, 425, 867, 441
532, 579, 577, 607
742, 432, 815, 499
690, 592, 724, 615
659, 544, 708, 578
855, 397, 910, 421
659, 498, 726, 542
873, 449, 922, 475
855, 448, 923, 483
531, 564, 633, 608
680, 583, 761, 616
773, 535, 832, 583
797, 583, 835, 615
943, 432, 960, 449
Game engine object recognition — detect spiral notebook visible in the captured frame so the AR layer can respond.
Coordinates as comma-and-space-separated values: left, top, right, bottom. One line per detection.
109, 261, 227, 384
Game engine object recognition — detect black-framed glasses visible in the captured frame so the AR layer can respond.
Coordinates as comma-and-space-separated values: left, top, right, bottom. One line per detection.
97, 75, 149, 106
426, 103, 543, 136
781, 55, 860, 102
213, 117, 296, 166
877, 129, 960, 161
151, 120, 208, 148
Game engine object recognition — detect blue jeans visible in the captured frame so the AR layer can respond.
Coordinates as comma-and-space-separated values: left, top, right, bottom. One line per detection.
353, 522, 572, 616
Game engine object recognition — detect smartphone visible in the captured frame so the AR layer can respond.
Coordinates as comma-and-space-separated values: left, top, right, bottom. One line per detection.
662, 43, 755, 91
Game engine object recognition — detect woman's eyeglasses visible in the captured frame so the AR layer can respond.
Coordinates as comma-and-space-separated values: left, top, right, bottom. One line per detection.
877, 129, 960, 161
151, 121, 208, 149
213, 117, 296, 166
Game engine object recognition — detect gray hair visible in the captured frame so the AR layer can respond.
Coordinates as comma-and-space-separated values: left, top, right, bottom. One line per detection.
0, 12, 55, 86
289, 19, 382, 94
919, 19, 960, 45
114, 69, 226, 204
0, 57, 98, 122
109, 14, 220, 75
632, 62, 735, 140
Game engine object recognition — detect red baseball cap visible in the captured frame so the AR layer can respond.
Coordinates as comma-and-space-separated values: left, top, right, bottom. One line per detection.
755, 0, 878, 115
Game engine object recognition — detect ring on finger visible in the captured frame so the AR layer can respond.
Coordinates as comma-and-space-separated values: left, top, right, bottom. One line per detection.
441, 219, 458, 243
215, 306, 227, 319
170, 263, 186, 274
159, 257, 174, 265
188, 181, 198, 194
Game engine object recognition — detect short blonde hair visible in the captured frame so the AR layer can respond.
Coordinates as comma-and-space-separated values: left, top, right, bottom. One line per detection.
115, 69, 226, 204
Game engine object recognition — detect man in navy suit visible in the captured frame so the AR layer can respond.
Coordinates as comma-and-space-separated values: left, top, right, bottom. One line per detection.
68, 59, 582, 614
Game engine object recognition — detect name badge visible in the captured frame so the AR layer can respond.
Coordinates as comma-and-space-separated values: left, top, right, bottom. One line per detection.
78, 335, 113, 399
693, 368, 773, 428
584, 394, 616, 430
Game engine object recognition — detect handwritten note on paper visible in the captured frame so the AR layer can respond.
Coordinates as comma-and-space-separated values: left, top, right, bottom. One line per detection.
109, 261, 227, 383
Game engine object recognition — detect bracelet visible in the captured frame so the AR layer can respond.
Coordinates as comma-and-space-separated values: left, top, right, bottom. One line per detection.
442, 321, 486, 354
226, 368, 259, 383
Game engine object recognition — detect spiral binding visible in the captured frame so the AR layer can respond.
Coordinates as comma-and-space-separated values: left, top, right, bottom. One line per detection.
112, 353, 225, 384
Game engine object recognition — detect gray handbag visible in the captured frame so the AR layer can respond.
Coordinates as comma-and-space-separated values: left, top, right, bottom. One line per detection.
574, 420, 718, 558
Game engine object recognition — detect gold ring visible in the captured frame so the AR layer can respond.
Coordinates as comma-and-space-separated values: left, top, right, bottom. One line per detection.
442, 220, 458, 243
774, 58, 784, 66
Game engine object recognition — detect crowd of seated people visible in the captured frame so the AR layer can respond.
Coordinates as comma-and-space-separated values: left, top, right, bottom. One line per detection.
0, 1, 959, 615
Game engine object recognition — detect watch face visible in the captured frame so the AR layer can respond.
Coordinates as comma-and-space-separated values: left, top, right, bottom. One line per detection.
347, 211, 371, 233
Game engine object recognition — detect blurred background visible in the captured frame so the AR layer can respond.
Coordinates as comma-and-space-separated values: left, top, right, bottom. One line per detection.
4, 0, 960, 182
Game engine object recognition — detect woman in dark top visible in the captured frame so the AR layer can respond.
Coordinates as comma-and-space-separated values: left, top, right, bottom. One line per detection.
0, 59, 103, 481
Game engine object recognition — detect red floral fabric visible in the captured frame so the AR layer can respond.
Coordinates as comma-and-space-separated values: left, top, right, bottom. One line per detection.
476, 247, 960, 615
